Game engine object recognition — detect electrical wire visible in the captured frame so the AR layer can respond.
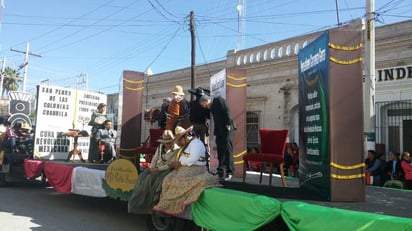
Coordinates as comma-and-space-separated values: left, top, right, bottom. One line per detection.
147, 0, 182, 25
195, 28, 212, 78
4, 1, 410, 94
153, 0, 180, 19
145, 25, 183, 70
38, 0, 141, 54
10, 0, 117, 48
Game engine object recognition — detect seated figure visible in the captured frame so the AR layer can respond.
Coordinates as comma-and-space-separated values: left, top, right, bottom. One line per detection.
2, 121, 21, 153
95, 120, 117, 163
153, 126, 220, 215
128, 130, 179, 214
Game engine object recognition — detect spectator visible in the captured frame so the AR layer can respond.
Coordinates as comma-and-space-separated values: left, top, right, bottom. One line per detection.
365, 150, 383, 186
291, 143, 299, 176
17, 123, 34, 156
386, 152, 403, 181
247, 147, 261, 171
378, 153, 389, 184
400, 152, 412, 190
284, 145, 299, 177
2, 121, 21, 153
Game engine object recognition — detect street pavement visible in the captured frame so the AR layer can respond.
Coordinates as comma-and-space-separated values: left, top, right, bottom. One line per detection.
0, 180, 147, 231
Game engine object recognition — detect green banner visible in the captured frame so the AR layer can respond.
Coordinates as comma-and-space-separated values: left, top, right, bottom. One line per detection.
298, 32, 330, 199
192, 187, 281, 231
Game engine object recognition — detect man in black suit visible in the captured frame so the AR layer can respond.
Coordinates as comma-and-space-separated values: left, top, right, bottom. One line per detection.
188, 87, 210, 143
199, 95, 235, 181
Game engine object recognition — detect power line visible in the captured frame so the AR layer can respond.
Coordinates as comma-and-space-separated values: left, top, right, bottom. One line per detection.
10, 0, 117, 48
38, 0, 141, 54
146, 0, 183, 25
195, 27, 212, 78
145, 25, 183, 70
153, 0, 180, 19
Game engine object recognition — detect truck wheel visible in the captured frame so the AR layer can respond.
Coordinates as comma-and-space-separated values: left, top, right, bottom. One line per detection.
146, 214, 176, 231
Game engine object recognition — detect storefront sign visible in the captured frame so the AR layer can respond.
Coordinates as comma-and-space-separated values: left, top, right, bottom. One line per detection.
377, 65, 412, 82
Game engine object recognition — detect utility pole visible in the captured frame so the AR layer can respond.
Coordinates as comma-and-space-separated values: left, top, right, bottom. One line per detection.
364, 0, 376, 152
10, 42, 42, 92
0, 57, 5, 98
40, 79, 49, 85
335, 0, 341, 26
76, 73, 88, 91
190, 11, 196, 101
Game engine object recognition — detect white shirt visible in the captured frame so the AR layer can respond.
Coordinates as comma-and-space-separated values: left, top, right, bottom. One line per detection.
179, 138, 206, 166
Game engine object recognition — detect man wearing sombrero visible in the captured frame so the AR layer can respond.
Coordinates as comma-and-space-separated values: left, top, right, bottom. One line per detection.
153, 126, 219, 215
128, 130, 179, 214
165, 85, 191, 132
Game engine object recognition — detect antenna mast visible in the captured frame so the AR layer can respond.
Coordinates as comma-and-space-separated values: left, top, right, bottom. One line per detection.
236, 0, 246, 51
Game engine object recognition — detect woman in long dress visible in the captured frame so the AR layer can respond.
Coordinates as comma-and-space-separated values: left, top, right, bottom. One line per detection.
153, 126, 219, 215
87, 103, 107, 162
128, 130, 179, 214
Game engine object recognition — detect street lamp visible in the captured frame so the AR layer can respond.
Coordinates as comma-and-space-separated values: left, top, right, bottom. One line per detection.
144, 67, 153, 110
143, 67, 154, 136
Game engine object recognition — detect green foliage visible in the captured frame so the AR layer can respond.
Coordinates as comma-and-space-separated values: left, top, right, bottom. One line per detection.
102, 178, 133, 201
2, 67, 22, 97
383, 180, 404, 189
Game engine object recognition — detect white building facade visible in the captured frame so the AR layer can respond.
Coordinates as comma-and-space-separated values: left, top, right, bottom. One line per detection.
137, 19, 412, 155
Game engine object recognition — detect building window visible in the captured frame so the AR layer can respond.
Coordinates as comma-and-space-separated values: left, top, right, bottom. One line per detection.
256, 51, 261, 62
263, 49, 268, 61
270, 48, 276, 59
294, 43, 300, 54
376, 100, 412, 154
247, 111, 260, 149
236, 56, 242, 66
286, 44, 291, 56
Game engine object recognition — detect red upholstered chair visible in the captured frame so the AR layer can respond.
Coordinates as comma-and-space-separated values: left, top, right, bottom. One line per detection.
243, 129, 289, 187
135, 128, 164, 166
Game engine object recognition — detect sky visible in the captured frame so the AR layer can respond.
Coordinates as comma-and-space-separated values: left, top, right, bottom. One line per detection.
0, 0, 411, 95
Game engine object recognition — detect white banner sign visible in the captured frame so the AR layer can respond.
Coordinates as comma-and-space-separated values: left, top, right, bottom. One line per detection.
35, 85, 107, 160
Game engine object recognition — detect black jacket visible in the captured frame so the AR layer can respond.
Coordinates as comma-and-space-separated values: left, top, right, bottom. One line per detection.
210, 96, 234, 136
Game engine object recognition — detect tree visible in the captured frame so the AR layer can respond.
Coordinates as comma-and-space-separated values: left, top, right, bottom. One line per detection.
2, 67, 22, 98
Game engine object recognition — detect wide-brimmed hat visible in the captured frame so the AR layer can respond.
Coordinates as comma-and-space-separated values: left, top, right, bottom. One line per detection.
171, 85, 185, 96
174, 125, 193, 140
21, 123, 31, 130
198, 95, 211, 103
157, 130, 175, 143
188, 87, 210, 97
